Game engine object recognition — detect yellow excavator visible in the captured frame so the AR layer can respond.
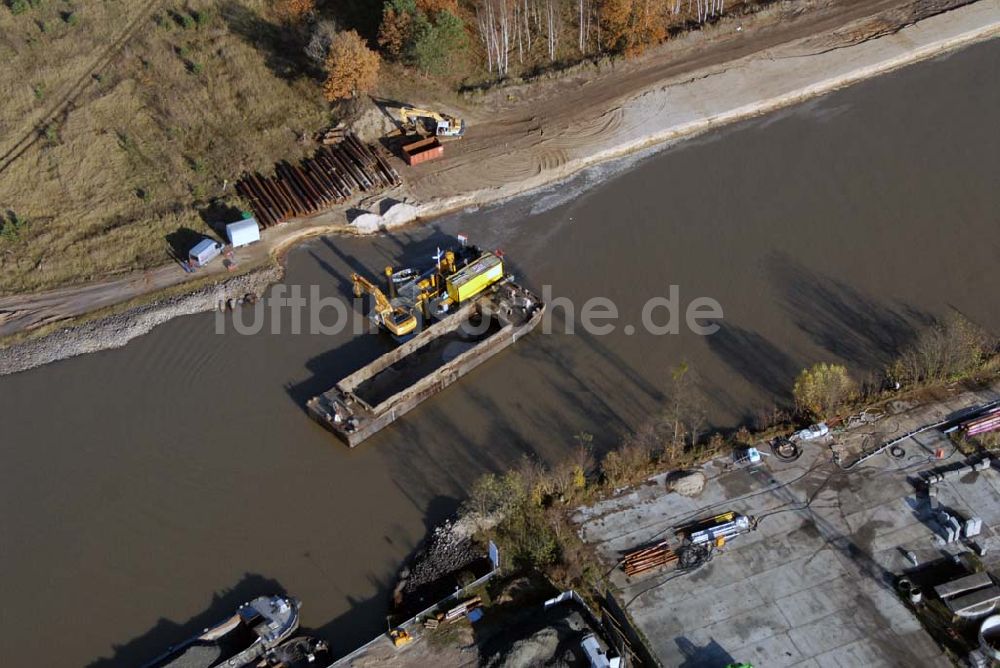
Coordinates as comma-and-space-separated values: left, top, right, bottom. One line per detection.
352, 273, 417, 338
397, 106, 465, 138
352, 243, 506, 340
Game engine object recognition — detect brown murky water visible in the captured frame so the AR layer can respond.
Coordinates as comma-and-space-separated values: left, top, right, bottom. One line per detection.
1, 41, 998, 667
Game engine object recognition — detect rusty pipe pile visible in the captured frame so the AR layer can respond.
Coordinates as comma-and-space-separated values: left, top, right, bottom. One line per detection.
235, 133, 401, 228
964, 406, 1000, 436
622, 541, 678, 577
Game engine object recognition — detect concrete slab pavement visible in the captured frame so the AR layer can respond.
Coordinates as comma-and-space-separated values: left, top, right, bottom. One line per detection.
575, 381, 1000, 666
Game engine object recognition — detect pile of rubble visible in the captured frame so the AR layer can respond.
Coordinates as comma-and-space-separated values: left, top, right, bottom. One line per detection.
394, 519, 483, 609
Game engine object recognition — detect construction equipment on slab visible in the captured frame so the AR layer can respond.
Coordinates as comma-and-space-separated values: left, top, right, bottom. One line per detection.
733, 446, 762, 467
397, 106, 465, 138
622, 541, 679, 576
962, 405, 1000, 436
235, 133, 400, 228
445, 596, 482, 622
422, 596, 483, 631
677, 511, 754, 546
934, 572, 1000, 618
388, 628, 413, 647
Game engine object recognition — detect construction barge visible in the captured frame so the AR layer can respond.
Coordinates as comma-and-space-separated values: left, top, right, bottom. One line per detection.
307, 238, 544, 447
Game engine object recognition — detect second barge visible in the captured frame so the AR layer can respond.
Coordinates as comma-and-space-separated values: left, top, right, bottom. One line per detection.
307, 241, 543, 446
144, 595, 300, 668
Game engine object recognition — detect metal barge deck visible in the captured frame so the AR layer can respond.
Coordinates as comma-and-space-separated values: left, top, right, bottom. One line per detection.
307, 281, 544, 447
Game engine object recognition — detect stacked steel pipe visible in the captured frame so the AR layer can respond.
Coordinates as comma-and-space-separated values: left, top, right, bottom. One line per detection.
964, 406, 1000, 436
622, 541, 678, 576
319, 126, 348, 145
235, 133, 401, 228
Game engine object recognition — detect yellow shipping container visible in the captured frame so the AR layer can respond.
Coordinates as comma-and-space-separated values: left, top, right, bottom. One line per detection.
446, 253, 504, 304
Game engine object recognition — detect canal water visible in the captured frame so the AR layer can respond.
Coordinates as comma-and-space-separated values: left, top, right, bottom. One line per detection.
1, 40, 998, 667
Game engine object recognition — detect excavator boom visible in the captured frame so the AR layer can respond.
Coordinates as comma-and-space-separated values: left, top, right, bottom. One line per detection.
398, 106, 465, 138
351, 273, 418, 338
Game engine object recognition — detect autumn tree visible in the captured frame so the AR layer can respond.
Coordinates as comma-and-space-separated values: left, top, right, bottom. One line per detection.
598, 0, 631, 53
599, 0, 664, 56
378, 4, 413, 59
416, 0, 459, 13
793, 363, 857, 420
630, 0, 665, 56
323, 30, 380, 101
273, 0, 315, 24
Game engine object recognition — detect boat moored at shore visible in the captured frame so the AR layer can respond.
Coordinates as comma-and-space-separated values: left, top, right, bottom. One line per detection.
144, 595, 300, 668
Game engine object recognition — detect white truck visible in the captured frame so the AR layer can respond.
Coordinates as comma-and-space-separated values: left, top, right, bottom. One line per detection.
188, 238, 223, 267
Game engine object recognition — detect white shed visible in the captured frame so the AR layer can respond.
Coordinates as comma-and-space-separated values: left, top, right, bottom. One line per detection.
226, 218, 261, 248
189, 238, 223, 267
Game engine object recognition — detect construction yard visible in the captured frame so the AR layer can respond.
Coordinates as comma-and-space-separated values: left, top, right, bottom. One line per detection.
575, 381, 1000, 667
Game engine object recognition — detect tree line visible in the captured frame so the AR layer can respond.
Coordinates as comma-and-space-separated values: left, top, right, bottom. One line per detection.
273, 0, 774, 101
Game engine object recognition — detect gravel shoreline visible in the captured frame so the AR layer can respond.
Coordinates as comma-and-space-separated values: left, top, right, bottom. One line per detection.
0, 265, 281, 376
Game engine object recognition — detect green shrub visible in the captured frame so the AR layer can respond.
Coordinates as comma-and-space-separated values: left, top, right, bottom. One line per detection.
463, 470, 560, 571
793, 362, 857, 420
889, 314, 996, 385
7, 0, 29, 15
193, 9, 211, 27
43, 124, 59, 145
409, 10, 466, 75
1, 212, 30, 243
378, 1, 466, 74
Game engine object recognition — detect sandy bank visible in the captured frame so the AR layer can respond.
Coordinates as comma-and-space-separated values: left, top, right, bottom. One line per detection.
395, 0, 1000, 222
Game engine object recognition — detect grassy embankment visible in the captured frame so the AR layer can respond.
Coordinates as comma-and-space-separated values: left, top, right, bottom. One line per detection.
0, 0, 328, 295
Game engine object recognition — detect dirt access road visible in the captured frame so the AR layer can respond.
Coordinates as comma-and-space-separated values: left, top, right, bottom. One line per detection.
401, 0, 972, 199
0, 0, 989, 342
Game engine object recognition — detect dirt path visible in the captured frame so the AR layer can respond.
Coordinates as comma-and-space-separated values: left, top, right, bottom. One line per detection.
0, 0, 995, 343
